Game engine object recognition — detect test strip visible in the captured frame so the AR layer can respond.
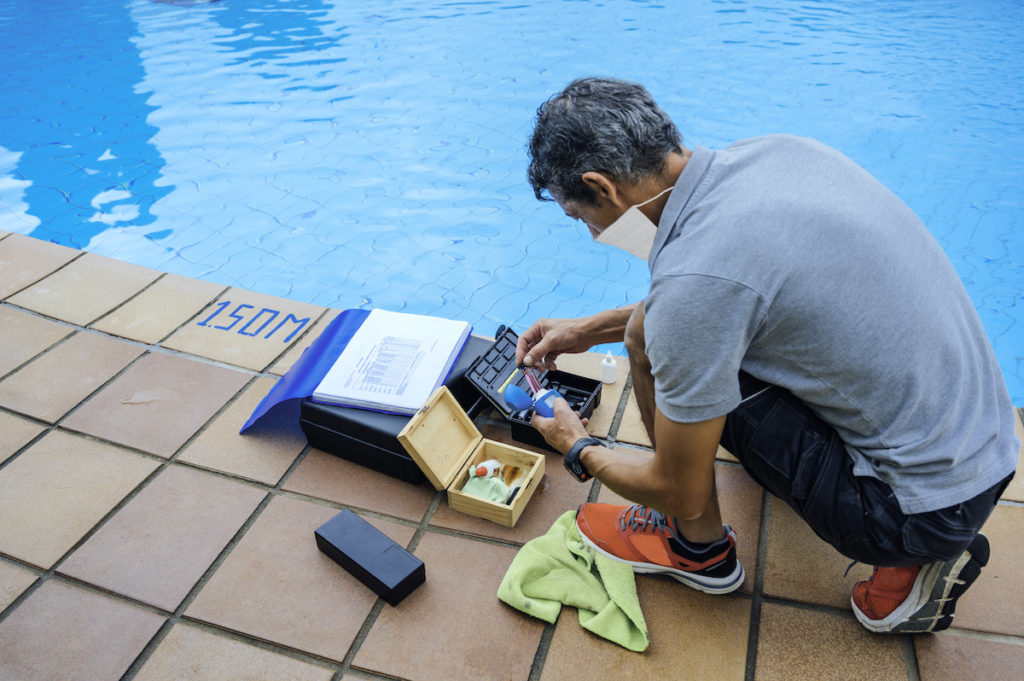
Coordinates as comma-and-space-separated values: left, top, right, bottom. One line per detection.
498, 367, 521, 396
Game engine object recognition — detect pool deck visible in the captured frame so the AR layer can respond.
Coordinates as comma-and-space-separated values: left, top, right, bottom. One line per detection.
1, 229, 1022, 681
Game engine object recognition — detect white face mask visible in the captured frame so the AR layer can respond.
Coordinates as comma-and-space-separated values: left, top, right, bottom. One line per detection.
595, 186, 673, 260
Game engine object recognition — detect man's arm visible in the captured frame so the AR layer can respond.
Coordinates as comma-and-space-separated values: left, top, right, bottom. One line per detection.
515, 304, 638, 370
534, 399, 726, 543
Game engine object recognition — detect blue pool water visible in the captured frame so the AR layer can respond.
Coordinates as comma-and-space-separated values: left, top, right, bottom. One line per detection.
0, 0, 1021, 403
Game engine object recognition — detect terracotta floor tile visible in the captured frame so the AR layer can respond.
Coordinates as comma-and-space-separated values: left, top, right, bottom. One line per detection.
541, 577, 750, 681
179, 376, 307, 485
0, 430, 159, 568
7, 252, 160, 325
0, 580, 165, 681
134, 623, 334, 681
914, 631, 1024, 681
283, 448, 436, 522
0, 330, 144, 423
430, 422, 592, 544
0, 410, 45, 465
762, 499, 872, 609
950, 503, 1024, 636
267, 309, 340, 376
59, 465, 266, 611
186, 495, 413, 662
552, 351, 630, 439
614, 389, 651, 447
355, 531, 544, 681
596, 457, 763, 594
0, 560, 38, 612
754, 602, 905, 681
161, 288, 325, 371
998, 410, 1023, 502
62, 352, 250, 458
0, 306, 73, 377
0, 233, 79, 299
91, 273, 226, 345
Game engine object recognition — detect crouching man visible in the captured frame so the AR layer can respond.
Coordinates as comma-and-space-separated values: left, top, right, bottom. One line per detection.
517, 77, 1018, 633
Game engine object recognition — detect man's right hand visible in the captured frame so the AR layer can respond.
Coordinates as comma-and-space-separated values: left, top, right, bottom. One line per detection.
515, 304, 638, 370
515, 317, 594, 371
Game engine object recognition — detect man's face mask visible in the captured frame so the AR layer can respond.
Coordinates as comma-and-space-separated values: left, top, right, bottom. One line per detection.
595, 186, 673, 260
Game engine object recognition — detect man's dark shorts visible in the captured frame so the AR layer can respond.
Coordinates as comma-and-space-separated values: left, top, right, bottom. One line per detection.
720, 373, 1011, 567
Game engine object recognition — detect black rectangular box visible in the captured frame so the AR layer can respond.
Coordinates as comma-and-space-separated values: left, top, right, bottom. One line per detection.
299, 335, 492, 483
465, 327, 602, 452
315, 509, 424, 606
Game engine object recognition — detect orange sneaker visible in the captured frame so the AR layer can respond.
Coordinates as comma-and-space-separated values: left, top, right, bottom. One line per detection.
851, 534, 989, 633
576, 503, 744, 594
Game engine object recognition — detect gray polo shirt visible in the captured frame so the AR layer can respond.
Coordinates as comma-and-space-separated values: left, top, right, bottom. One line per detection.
645, 134, 1018, 514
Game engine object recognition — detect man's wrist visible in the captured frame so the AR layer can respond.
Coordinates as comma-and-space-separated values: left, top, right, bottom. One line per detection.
564, 437, 601, 482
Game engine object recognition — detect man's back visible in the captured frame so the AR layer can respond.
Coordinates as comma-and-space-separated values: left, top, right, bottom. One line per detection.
646, 134, 1018, 514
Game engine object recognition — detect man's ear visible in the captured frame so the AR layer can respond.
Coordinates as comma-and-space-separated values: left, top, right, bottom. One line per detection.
581, 171, 626, 208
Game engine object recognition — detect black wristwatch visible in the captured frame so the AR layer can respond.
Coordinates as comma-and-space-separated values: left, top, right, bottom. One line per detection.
564, 437, 601, 482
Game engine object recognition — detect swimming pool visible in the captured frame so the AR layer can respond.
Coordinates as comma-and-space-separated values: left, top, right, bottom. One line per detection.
1, 0, 1021, 403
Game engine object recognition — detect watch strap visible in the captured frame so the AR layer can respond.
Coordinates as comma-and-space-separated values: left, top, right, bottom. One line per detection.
564, 437, 601, 482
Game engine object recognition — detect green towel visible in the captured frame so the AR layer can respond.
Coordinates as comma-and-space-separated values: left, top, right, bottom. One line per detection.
497, 510, 648, 652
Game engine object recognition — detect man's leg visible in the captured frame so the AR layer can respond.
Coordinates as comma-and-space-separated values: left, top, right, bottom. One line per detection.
720, 375, 1006, 632
574, 304, 742, 595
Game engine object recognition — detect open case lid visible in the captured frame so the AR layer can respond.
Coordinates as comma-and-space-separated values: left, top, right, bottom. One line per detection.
397, 386, 482, 491
466, 326, 547, 418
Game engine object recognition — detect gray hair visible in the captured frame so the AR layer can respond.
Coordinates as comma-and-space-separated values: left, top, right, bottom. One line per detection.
527, 77, 683, 205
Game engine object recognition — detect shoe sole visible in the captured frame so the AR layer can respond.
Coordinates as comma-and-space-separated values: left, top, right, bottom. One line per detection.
578, 528, 745, 595
852, 534, 990, 634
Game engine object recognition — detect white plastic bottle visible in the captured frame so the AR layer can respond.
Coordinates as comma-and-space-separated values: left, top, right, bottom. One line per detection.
601, 351, 617, 384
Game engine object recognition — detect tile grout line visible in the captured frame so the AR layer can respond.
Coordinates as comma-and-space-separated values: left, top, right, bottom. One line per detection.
0, 247, 86, 304
743, 491, 772, 681
116, 489, 281, 681
603, 372, 635, 444
335, 487, 444, 678
526, 623, 558, 681
118, 435, 330, 680
901, 634, 922, 681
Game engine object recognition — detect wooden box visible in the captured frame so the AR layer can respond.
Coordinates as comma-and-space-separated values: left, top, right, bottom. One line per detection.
398, 386, 545, 527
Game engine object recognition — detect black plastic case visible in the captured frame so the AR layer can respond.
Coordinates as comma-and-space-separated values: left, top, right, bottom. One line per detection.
315, 509, 424, 606
465, 326, 602, 452
299, 335, 492, 484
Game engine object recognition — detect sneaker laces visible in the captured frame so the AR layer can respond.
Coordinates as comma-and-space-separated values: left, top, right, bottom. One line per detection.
618, 504, 674, 534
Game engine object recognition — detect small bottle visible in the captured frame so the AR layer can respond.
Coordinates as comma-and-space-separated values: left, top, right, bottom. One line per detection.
601, 351, 617, 384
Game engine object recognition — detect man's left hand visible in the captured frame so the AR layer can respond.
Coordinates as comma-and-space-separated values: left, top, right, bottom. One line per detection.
530, 397, 590, 454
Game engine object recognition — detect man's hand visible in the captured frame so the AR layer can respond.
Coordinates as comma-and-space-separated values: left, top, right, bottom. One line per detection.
530, 398, 590, 454
515, 305, 638, 370
515, 317, 595, 371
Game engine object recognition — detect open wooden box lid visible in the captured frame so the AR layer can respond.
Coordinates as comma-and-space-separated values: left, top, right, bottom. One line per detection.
397, 386, 482, 491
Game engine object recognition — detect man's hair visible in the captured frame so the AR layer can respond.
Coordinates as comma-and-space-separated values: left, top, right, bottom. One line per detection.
527, 77, 683, 205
